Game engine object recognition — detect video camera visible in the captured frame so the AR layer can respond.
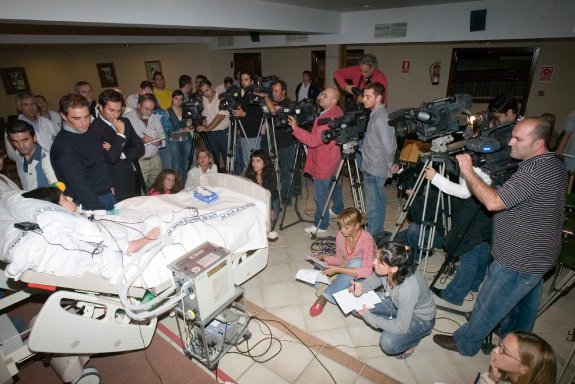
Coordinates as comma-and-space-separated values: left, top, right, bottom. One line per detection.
218, 85, 242, 112
389, 95, 472, 141
319, 110, 368, 145
248, 75, 279, 106
274, 98, 317, 132
182, 95, 204, 127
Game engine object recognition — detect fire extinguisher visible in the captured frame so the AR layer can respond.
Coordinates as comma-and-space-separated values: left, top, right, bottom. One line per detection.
430, 61, 440, 85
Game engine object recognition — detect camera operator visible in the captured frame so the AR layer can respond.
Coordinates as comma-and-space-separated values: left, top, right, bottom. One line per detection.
434, 117, 567, 356
423, 162, 493, 307
196, 79, 229, 172
288, 88, 344, 234
258, 80, 299, 204
360, 82, 398, 239
488, 94, 519, 127
333, 54, 388, 107
232, 71, 264, 173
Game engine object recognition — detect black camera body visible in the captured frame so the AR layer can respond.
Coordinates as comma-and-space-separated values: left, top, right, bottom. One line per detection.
182, 96, 204, 127
319, 110, 368, 145
274, 98, 317, 132
218, 85, 241, 112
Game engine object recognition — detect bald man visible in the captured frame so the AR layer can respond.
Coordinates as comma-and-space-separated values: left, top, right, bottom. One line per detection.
288, 87, 344, 234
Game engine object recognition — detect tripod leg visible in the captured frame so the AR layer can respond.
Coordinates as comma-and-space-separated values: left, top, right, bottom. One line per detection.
226, 119, 236, 174
279, 143, 311, 230
312, 159, 345, 239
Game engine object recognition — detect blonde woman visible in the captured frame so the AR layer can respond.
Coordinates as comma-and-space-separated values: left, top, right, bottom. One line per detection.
185, 149, 218, 188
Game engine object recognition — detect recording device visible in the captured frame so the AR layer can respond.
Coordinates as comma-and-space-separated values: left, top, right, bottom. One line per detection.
350, 87, 362, 97
182, 96, 205, 127
218, 85, 241, 112
14, 222, 40, 231
248, 75, 279, 106
319, 110, 368, 145
274, 98, 317, 132
389, 95, 472, 141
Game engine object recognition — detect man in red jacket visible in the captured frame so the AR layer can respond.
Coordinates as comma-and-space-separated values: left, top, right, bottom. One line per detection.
288, 87, 344, 234
333, 54, 388, 106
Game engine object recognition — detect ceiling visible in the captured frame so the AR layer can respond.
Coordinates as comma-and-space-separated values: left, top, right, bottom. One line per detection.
261, 0, 482, 12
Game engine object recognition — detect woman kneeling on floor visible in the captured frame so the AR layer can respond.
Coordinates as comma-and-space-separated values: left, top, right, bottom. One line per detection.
350, 241, 436, 359
309, 207, 376, 317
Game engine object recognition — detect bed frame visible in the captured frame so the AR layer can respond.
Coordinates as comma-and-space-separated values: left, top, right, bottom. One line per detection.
0, 173, 270, 383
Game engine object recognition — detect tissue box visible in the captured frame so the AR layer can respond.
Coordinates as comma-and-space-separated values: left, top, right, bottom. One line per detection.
193, 187, 219, 204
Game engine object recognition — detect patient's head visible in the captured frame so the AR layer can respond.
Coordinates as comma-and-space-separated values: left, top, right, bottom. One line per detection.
22, 187, 77, 213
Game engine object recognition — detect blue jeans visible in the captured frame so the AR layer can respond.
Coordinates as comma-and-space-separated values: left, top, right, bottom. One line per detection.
395, 223, 444, 260
97, 192, 117, 211
240, 136, 260, 174
453, 259, 543, 356
313, 176, 344, 230
278, 144, 297, 203
159, 141, 174, 170
441, 242, 490, 305
322, 258, 362, 304
363, 171, 387, 238
172, 139, 192, 185
370, 298, 435, 355
206, 128, 229, 172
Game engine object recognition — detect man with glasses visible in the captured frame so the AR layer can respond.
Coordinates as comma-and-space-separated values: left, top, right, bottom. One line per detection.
434, 117, 567, 356
124, 94, 165, 188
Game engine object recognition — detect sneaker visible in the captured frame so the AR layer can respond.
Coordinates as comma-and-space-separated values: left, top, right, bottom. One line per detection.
267, 231, 278, 241
329, 209, 339, 219
304, 225, 327, 234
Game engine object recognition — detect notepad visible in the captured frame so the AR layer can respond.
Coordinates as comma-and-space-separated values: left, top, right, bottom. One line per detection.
295, 269, 330, 285
333, 289, 382, 315
305, 255, 326, 269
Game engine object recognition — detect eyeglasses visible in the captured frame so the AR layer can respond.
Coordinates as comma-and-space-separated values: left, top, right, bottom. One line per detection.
495, 340, 523, 364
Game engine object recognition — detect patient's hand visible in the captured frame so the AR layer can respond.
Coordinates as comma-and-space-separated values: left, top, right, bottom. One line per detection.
126, 227, 161, 255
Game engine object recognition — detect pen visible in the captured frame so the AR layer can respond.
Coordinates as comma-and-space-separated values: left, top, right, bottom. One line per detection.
473, 372, 480, 384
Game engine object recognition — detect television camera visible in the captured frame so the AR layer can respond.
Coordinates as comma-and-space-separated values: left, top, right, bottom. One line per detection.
319, 110, 368, 146
248, 75, 279, 106
274, 98, 317, 132
218, 85, 242, 112
182, 96, 205, 127
389, 95, 473, 142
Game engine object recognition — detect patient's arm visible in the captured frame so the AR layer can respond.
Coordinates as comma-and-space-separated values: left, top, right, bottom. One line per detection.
126, 227, 160, 255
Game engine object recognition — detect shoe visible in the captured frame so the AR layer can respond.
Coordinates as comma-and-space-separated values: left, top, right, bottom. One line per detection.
309, 301, 325, 317
431, 287, 443, 298
329, 209, 339, 219
267, 231, 278, 241
304, 225, 327, 234
394, 348, 415, 359
433, 334, 459, 352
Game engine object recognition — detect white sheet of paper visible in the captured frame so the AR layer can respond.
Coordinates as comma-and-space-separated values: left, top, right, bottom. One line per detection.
305, 255, 326, 269
295, 269, 330, 285
333, 289, 382, 314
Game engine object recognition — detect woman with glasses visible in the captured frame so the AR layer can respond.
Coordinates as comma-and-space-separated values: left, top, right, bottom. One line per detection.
349, 241, 436, 359
479, 331, 556, 384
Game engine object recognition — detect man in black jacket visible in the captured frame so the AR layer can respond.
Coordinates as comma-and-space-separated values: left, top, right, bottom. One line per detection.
89, 89, 145, 201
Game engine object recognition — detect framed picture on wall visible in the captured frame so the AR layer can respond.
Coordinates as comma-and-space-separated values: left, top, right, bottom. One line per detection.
0, 67, 31, 95
97, 63, 119, 88
145, 61, 162, 82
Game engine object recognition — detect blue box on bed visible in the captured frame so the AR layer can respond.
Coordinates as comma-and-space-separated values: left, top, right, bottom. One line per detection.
193, 187, 219, 204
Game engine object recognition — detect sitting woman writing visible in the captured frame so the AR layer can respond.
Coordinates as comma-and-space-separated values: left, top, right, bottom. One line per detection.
350, 241, 436, 359
22, 187, 160, 255
310, 207, 375, 317
244, 150, 279, 230
478, 331, 556, 384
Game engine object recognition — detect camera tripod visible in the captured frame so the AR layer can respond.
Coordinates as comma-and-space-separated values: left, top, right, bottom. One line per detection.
279, 141, 312, 230
389, 152, 452, 275
259, 111, 282, 211
225, 115, 246, 175
310, 141, 365, 239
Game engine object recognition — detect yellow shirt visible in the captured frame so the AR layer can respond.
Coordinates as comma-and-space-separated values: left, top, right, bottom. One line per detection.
153, 88, 173, 109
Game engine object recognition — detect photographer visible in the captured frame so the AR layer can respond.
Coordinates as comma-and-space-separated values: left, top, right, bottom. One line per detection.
361, 82, 398, 239
196, 79, 229, 172
288, 88, 344, 234
434, 117, 567, 356
232, 71, 264, 173
259, 80, 299, 204
334, 54, 388, 107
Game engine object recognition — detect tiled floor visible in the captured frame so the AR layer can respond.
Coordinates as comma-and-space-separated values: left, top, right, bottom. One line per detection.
162, 176, 575, 384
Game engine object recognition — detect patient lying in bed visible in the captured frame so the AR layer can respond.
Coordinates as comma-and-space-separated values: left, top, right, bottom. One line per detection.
22, 187, 160, 256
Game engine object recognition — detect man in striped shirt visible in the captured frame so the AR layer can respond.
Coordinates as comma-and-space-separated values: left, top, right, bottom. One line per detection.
434, 117, 567, 356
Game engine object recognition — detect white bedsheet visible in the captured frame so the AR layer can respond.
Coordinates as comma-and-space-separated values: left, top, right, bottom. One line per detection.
1, 187, 268, 288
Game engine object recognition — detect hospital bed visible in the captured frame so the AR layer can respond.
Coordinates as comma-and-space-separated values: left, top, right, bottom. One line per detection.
0, 173, 271, 383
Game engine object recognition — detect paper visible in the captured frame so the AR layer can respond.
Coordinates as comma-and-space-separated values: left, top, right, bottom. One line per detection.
333, 289, 382, 315
305, 255, 326, 269
295, 269, 330, 285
